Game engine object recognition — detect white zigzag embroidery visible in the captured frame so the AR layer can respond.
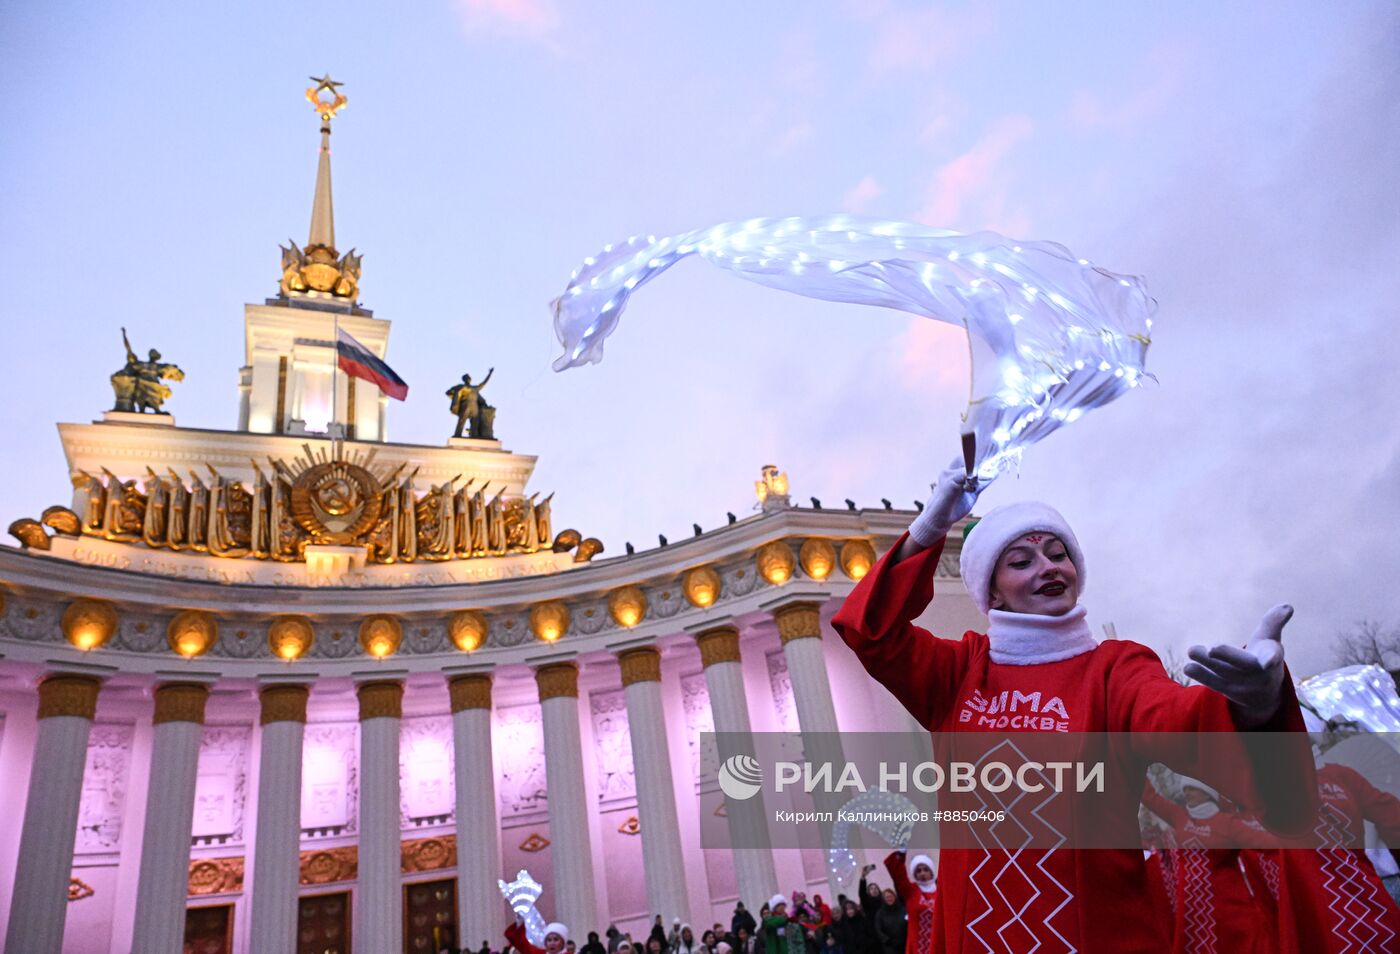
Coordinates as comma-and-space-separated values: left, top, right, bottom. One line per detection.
961, 739, 1076, 954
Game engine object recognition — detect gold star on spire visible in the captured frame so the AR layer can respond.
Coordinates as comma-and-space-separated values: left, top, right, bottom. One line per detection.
305, 74, 347, 122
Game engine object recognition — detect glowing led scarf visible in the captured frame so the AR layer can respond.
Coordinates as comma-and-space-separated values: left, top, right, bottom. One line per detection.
552, 216, 1154, 478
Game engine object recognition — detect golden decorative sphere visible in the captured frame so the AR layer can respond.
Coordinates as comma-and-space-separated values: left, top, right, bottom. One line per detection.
757, 540, 796, 585
608, 586, 648, 628
683, 566, 722, 608
840, 539, 877, 580
529, 602, 570, 642
799, 539, 837, 581
268, 616, 315, 660
167, 610, 218, 658
360, 615, 403, 658
62, 599, 118, 651
449, 611, 489, 652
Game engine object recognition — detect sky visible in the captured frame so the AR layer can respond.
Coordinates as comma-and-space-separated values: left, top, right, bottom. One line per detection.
2, 0, 1397, 678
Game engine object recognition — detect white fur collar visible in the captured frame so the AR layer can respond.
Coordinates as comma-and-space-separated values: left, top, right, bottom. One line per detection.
986, 604, 1098, 666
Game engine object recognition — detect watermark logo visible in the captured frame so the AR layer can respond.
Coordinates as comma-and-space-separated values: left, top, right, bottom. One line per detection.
717, 754, 763, 801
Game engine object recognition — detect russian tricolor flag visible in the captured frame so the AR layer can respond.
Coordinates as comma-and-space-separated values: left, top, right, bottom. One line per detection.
336, 327, 409, 401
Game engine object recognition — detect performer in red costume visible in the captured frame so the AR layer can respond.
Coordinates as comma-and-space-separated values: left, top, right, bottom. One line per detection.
1275, 759, 1400, 953
507, 914, 570, 954
1140, 779, 1275, 954
884, 850, 937, 954
831, 464, 1316, 954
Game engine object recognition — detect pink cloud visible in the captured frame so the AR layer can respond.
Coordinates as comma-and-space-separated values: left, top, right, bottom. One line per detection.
916, 114, 1033, 232
890, 315, 971, 400
842, 175, 883, 213
855, 3, 996, 75
454, 0, 561, 41
1068, 40, 1194, 129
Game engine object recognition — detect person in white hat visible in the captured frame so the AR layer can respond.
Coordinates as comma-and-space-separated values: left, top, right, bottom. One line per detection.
831, 459, 1317, 953
881, 849, 936, 954
759, 895, 804, 954
506, 913, 569, 954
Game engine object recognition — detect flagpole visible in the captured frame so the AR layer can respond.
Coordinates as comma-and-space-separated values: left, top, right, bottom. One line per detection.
331, 312, 340, 450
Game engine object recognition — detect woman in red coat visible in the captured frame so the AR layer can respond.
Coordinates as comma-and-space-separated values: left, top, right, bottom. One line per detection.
1276, 760, 1400, 953
883, 850, 937, 954
1141, 780, 1275, 953
831, 464, 1316, 954
507, 915, 569, 954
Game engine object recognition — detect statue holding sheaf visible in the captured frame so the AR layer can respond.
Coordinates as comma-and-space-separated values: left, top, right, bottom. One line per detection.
110, 327, 184, 414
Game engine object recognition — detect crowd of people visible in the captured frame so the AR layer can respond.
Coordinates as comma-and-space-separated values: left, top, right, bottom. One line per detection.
485, 864, 933, 954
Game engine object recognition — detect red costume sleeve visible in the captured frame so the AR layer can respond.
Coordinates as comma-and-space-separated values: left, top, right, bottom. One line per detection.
1338, 764, 1400, 845
883, 850, 917, 907
1105, 641, 1317, 836
831, 532, 973, 729
1141, 782, 1188, 830
506, 921, 546, 954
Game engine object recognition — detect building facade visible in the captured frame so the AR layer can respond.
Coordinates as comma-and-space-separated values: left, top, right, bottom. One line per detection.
0, 80, 985, 954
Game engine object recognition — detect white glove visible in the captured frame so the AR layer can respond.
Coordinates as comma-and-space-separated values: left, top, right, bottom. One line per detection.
1184, 604, 1292, 727
908, 460, 982, 547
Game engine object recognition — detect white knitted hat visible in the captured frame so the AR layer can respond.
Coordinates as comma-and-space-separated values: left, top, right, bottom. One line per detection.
1177, 776, 1220, 804
545, 923, 570, 944
768, 893, 788, 911
959, 502, 1085, 615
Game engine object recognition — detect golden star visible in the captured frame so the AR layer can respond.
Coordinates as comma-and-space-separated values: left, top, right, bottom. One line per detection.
309, 74, 343, 93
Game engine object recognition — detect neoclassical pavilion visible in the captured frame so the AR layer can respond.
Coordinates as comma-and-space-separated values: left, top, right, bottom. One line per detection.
0, 80, 983, 954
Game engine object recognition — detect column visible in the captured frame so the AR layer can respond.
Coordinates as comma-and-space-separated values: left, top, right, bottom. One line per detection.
449, 672, 501, 949
3, 673, 102, 954
617, 646, 691, 924
355, 680, 404, 954
689, 622, 778, 910
764, 595, 846, 897
131, 682, 211, 954
535, 661, 599, 933
763, 597, 837, 735
248, 682, 310, 954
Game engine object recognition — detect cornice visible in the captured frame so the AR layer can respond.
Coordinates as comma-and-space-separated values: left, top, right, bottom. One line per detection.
0, 508, 975, 679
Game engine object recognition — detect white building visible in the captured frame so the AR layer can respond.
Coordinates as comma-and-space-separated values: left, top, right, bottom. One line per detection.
0, 79, 984, 954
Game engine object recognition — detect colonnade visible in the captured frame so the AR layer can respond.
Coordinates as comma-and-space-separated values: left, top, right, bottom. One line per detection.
1, 595, 839, 954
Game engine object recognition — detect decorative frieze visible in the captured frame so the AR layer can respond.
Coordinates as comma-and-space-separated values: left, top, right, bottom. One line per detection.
400, 834, 456, 873
590, 690, 635, 804
400, 715, 454, 826
75, 722, 134, 854
495, 704, 547, 818
299, 845, 359, 885
188, 856, 245, 896
300, 723, 359, 837
193, 725, 252, 845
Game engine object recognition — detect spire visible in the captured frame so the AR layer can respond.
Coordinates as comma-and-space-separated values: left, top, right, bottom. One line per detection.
279, 76, 362, 302
306, 74, 344, 251
309, 127, 336, 250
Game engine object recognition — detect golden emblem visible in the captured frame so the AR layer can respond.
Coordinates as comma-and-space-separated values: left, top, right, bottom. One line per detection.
290, 460, 382, 545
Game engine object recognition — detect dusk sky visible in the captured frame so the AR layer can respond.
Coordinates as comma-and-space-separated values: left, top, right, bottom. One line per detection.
2, 1, 1396, 678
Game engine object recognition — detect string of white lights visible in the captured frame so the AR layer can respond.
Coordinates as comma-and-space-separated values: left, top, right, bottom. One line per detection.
552, 216, 1156, 479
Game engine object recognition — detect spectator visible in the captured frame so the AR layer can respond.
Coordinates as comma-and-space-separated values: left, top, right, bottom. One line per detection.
582, 931, 606, 954
731, 902, 757, 940
605, 927, 622, 954
761, 895, 804, 954
872, 889, 905, 954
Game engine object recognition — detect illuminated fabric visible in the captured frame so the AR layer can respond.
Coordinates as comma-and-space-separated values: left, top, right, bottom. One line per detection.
552, 216, 1155, 478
